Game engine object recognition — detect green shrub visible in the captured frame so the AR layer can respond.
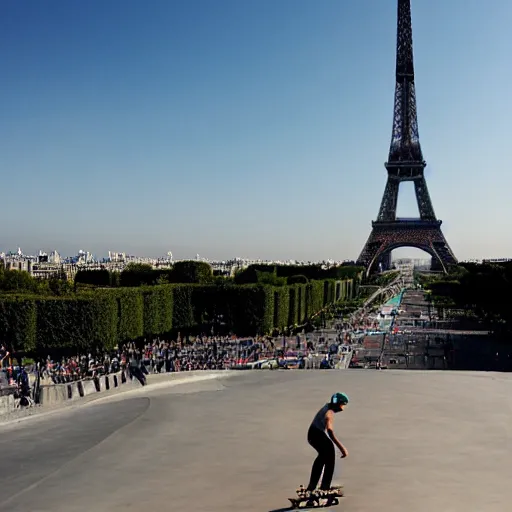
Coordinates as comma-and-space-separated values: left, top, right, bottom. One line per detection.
347, 279, 354, 300
256, 270, 287, 286
35, 296, 117, 353
75, 269, 111, 287
224, 285, 274, 335
273, 286, 290, 331
288, 285, 299, 327
275, 265, 323, 280
307, 280, 324, 317
234, 265, 276, 284
275, 264, 364, 281
172, 285, 196, 329
98, 288, 144, 342
287, 275, 309, 285
171, 261, 213, 284
0, 267, 48, 295
191, 285, 219, 327
297, 284, 306, 324
335, 281, 341, 301
142, 285, 173, 336
120, 263, 157, 287
0, 297, 37, 352
0, 273, 360, 353
110, 271, 121, 287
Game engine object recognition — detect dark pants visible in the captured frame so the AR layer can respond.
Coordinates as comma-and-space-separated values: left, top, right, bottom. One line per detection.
129, 366, 146, 386
307, 426, 335, 491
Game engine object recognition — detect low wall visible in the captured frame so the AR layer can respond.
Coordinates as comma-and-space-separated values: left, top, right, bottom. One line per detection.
0, 394, 15, 416
37, 368, 168, 408
0, 369, 227, 418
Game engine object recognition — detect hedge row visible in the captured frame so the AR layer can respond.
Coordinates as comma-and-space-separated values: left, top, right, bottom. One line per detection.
235, 263, 364, 284
0, 279, 355, 354
75, 261, 214, 288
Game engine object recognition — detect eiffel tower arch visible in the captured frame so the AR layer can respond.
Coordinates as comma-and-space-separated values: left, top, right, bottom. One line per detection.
356, 0, 457, 277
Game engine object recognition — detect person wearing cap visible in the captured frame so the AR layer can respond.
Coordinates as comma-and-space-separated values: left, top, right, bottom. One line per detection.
305, 392, 349, 492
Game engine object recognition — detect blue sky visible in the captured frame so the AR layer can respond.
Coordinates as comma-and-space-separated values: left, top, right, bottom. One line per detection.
1, 0, 511, 261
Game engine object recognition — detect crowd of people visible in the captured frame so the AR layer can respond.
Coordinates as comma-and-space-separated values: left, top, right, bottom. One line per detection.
0, 328, 355, 403
0, 335, 280, 389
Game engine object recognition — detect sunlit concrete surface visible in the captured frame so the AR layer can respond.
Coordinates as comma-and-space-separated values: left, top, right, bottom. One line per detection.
0, 370, 511, 512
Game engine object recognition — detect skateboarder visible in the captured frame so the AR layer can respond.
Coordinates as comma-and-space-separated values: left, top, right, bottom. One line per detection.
306, 392, 349, 492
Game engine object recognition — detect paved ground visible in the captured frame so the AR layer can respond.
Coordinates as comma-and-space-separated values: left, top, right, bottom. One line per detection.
0, 369, 511, 512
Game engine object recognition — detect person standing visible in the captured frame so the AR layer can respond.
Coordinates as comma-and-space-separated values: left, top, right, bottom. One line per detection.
306, 392, 349, 492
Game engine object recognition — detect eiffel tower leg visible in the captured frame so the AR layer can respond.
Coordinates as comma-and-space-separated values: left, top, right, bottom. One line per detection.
377, 178, 399, 222
430, 257, 444, 272
372, 251, 392, 273
414, 177, 436, 220
428, 231, 458, 271
380, 252, 392, 270
356, 232, 382, 276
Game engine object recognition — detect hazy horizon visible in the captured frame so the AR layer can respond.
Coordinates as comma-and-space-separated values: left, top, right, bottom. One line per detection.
2, 0, 511, 262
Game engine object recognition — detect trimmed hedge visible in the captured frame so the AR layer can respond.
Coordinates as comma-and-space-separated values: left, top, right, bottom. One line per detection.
142, 286, 173, 336
297, 284, 306, 324
98, 289, 144, 342
192, 284, 282, 335
287, 275, 309, 285
236, 264, 363, 283
120, 266, 160, 287
75, 269, 121, 288
0, 298, 37, 352
288, 285, 299, 327
75, 269, 111, 287
35, 296, 117, 353
172, 285, 195, 330
273, 286, 290, 331
343, 280, 349, 300
86, 293, 118, 351
239, 285, 275, 336
307, 280, 324, 316
75, 261, 214, 289
347, 279, 354, 300
337, 279, 354, 301
234, 264, 275, 285
172, 261, 213, 284
1, 277, 358, 354
222, 285, 274, 336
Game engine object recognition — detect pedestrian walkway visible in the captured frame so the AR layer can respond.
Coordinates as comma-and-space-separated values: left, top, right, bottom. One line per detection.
383, 289, 405, 308
378, 289, 405, 330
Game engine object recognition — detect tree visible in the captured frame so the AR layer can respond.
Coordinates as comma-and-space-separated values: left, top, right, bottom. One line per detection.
120, 263, 156, 287
171, 261, 213, 284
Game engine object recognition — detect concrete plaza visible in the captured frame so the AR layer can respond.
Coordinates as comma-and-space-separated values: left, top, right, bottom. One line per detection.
0, 369, 510, 511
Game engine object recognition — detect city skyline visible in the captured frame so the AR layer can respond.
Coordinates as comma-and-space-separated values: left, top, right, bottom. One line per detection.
0, 244, 498, 267
2, 0, 512, 262
0, 245, 353, 263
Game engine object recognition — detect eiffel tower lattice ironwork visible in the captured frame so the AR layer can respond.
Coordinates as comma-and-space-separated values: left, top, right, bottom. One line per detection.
356, 0, 457, 275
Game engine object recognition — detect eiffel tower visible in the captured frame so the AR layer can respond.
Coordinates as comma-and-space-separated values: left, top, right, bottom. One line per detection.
356, 0, 457, 276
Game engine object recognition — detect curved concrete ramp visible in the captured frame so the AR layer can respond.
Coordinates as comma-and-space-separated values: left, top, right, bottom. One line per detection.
0, 370, 510, 512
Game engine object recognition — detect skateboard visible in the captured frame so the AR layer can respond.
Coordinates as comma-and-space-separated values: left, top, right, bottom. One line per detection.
288, 485, 344, 509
